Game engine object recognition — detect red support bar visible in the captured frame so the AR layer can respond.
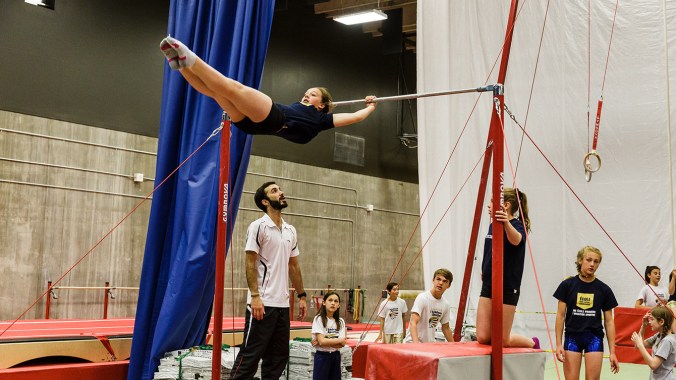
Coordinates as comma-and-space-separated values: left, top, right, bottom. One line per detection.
103, 281, 110, 319
489, 2, 519, 379
213, 116, 231, 380
490, 92, 505, 380
453, 140, 493, 342
45, 281, 52, 319
453, 0, 519, 376
497, 1, 520, 86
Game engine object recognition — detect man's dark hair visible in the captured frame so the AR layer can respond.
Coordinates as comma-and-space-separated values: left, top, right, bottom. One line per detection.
386, 282, 398, 292
254, 181, 276, 212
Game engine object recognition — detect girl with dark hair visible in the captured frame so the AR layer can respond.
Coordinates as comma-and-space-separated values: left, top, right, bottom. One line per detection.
636, 266, 669, 308
476, 187, 537, 349
376, 282, 408, 344
632, 306, 676, 379
160, 36, 377, 144
310, 291, 346, 380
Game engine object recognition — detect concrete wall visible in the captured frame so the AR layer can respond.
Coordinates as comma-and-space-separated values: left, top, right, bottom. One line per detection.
0, 110, 423, 323
0, 1, 418, 184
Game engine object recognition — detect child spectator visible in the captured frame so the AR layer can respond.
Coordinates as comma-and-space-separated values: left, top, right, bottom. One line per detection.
311, 291, 347, 380
404, 268, 454, 343
631, 306, 676, 380
636, 266, 669, 308
376, 282, 408, 344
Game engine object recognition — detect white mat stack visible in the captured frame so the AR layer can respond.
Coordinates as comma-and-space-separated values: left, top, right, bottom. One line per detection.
286, 340, 353, 379
153, 346, 240, 380
287, 340, 315, 379
339, 345, 353, 379
152, 341, 353, 379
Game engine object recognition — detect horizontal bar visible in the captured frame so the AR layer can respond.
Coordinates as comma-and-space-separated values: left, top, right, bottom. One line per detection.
331, 84, 500, 107
298, 288, 368, 292
52, 286, 139, 290
220, 287, 370, 291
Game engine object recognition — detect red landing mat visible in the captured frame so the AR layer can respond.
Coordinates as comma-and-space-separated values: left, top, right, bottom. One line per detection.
0, 361, 129, 380
347, 339, 375, 378
0, 317, 311, 370
346, 323, 381, 332
364, 341, 546, 380
0, 317, 310, 342
614, 306, 656, 364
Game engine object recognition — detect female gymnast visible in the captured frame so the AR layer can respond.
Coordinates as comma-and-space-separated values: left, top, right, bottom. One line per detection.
554, 246, 620, 379
476, 187, 538, 349
160, 36, 377, 144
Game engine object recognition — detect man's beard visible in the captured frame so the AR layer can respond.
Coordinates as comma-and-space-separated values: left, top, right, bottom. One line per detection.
268, 199, 288, 210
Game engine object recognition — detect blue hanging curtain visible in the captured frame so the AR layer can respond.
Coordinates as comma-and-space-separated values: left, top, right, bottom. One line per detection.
128, 1, 275, 379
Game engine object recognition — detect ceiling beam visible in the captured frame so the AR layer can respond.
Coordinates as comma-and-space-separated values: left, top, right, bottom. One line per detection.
314, 0, 416, 16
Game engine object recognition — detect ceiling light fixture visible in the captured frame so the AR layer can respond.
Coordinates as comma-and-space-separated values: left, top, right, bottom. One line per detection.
334, 9, 387, 25
25, 0, 55, 9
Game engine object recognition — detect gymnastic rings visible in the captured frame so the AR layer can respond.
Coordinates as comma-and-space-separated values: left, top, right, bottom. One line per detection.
583, 151, 601, 182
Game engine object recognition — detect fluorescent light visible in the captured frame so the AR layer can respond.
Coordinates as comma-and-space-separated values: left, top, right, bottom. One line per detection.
25, 0, 55, 9
334, 9, 388, 25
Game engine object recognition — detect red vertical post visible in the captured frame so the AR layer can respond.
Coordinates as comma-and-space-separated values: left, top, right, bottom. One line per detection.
290, 289, 296, 320
454, 0, 519, 375
490, 2, 519, 379
213, 115, 231, 380
103, 281, 110, 319
490, 90, 505, 380
45, 281, 52, 319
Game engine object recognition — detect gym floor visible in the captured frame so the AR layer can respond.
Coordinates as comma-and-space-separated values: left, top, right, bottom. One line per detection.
543, 359, 648, 379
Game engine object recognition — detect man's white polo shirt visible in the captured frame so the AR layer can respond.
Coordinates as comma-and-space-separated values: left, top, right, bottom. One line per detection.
245, 213, 299, 308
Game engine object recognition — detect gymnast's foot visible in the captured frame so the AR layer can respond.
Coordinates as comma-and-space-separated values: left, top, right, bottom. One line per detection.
160, 36, 196, 69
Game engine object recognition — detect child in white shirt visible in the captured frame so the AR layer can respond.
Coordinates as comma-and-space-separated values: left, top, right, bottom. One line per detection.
311, 291, 347, 380
376, 282, 408, 344
636, 266, 669, 308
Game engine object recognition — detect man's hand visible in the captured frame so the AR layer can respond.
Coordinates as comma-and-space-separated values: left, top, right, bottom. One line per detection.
297, 298, 307, 321
251, 296, 265, 320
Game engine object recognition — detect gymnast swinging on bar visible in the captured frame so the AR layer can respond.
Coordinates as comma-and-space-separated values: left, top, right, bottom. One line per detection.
160, 36, 377, 144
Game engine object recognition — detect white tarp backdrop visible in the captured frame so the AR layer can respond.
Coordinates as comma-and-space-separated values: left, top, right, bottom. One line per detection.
417, 0, 676, 347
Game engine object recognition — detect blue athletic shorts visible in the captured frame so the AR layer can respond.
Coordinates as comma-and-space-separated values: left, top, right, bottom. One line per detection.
563, 331, 604, 353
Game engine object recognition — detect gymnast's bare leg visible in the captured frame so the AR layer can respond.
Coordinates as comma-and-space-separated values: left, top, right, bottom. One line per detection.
160, 36, 272, 123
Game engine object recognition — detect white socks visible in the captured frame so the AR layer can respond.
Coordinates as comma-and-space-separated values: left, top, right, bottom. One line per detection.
159, 36, 196, 69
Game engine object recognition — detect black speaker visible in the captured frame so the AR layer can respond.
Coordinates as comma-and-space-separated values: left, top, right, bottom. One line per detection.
382, 8, 403, 55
